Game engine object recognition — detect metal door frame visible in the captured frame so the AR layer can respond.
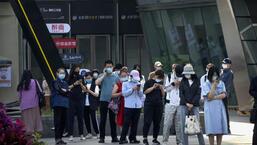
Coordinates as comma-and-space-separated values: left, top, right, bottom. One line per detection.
76, 35, 111, 68
123, 34, 144, 66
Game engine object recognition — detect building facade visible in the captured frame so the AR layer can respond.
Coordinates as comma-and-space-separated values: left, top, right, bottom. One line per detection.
0, 0, 255, 110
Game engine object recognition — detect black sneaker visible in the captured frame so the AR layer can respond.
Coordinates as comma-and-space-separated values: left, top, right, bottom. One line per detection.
130, 139, 140, 144
112, 138, 120, 143
152, 139, 160, 145
143, 139, 149, 145
56, 140, 67, 145
119, 140, 128, 144
99, 139, 105, 143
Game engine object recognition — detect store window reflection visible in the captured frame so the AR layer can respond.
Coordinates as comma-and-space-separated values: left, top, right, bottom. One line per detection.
140, 6, 228, 75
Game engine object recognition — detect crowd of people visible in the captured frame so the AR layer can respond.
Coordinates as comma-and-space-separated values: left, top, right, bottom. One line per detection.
16, 58, 257, 145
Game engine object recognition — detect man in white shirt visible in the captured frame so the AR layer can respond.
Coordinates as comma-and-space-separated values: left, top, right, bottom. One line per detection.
163, 64, 183, 145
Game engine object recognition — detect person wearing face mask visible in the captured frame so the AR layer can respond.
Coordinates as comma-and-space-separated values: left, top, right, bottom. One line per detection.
113, 63, 123, 77
80, 71, 100, 139
112, 67, 129, 128
96, 60, 119, 143
143, 70, 165, 145
92, 69, 100, 79
202, 66, 228, 145
67, 65, 85, 141
220, 58, 233, 133
200, 63, 214, 100
52, 68, 70, 145
179, 64, 205, 145
148, 61, 163, 80
162, 64, 183, 145
119, 70, 144, 144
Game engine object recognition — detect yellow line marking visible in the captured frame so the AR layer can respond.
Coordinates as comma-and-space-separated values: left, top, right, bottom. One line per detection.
17, 0, 56, 80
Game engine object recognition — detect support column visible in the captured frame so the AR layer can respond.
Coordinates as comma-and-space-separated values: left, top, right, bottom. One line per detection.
217, 0, 251, 111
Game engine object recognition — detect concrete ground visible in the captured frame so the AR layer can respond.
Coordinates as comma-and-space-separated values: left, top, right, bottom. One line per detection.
42, 112, 254, 145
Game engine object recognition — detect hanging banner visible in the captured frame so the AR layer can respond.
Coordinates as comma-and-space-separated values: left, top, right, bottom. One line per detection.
46, 23, 71, 34
53, 38, 77, 49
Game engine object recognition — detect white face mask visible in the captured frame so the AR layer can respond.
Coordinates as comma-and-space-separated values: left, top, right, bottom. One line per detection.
120, 76, 128, 82
212, 75, 218, 81
155, 79, 162, 83
185, 74, 191, 79
93, 73, 98, 79
222, 64, 228, 69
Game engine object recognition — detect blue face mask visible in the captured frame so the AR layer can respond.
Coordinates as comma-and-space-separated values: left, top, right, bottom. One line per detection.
58, 74, 65, 80
105, 67, 113, 74
120, 77, 128, 82
85, 79, 92, 84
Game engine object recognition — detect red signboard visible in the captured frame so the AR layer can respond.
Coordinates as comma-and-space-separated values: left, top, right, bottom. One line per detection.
53, 38, 77, 49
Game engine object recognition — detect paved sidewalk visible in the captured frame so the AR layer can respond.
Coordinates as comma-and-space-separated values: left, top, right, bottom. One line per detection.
42, 113, 254, 145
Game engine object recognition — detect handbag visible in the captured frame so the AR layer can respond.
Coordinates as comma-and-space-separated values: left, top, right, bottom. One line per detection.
184, 111, 201, 135
108, 97, 120, 114
35, 80, 45, 108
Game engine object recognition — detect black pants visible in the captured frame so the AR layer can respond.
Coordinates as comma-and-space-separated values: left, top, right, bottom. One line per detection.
99, 101, 117, 140
120, 108, 141, 141
143, 104, 163, 139
84, 106, 99, 134
68, 100, 84, 135
223, 97, 231, 133
54, 107, 67, 140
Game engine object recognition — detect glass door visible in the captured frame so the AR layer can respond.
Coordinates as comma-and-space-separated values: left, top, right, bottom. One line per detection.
123, 34, 151, 77
77, 35, 110, 70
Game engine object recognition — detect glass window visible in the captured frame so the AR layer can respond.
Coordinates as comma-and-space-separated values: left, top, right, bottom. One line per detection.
140, 6, 228, 76
236, 18, 257, 40
242, 41, 257, 64
230, 0, 250, 16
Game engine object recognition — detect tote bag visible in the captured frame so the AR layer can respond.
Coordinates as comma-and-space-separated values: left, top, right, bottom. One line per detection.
184, 113, 201, 135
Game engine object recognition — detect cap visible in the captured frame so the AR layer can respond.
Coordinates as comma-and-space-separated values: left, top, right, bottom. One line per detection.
182, 64, 195, 75
130, 70, 140, 81
154, 61, 163, 67
222, 58, 232, 64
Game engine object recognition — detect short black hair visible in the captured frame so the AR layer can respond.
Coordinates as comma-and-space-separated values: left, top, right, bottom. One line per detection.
207, 66, 220, 82
155, 70, 164, 79
105, 60, 113, 65
114, 63, 123, 70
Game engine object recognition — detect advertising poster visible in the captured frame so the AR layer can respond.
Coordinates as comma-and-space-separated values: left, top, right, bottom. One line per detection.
0, 64, 12, 88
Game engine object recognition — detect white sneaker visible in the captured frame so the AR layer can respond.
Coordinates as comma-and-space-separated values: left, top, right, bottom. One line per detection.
80, 135, 86, 140
96, 134, 100, 139
68, 136, 73, 141
86, 133, 93, 139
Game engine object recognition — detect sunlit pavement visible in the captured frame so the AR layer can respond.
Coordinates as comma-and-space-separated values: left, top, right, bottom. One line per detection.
42, 112, 254, 145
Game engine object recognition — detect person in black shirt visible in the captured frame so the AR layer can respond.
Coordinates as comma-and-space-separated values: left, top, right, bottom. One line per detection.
143, 70, 165, 145
178, 64, 205, 145
249, 76, 257, 145
67, 65, 85, 141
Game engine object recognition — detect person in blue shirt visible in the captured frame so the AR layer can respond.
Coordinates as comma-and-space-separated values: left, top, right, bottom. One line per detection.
119, 70, 144, 144
95, 60, 119, 143
202, 66, 228, 145
52, 68, 70, 145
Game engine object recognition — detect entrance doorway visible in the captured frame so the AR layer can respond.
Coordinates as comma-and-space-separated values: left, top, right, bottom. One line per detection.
77, 35, 111, 70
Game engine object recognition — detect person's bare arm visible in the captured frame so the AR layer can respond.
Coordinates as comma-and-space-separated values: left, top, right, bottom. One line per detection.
95, 73, 106, 85
112, 84, 121, 98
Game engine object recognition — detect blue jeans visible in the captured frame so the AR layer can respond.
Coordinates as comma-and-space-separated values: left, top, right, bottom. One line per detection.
178, 106, 205, 145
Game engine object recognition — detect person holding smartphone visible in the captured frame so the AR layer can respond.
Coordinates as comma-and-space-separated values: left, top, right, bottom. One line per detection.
119, 70, 144, 144
67, 65, 85, 141
143, 70, 165, 145
80, 71, 100, 139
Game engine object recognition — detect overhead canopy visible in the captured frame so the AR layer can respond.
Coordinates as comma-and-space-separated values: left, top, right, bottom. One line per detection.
0, 56, 12, 65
